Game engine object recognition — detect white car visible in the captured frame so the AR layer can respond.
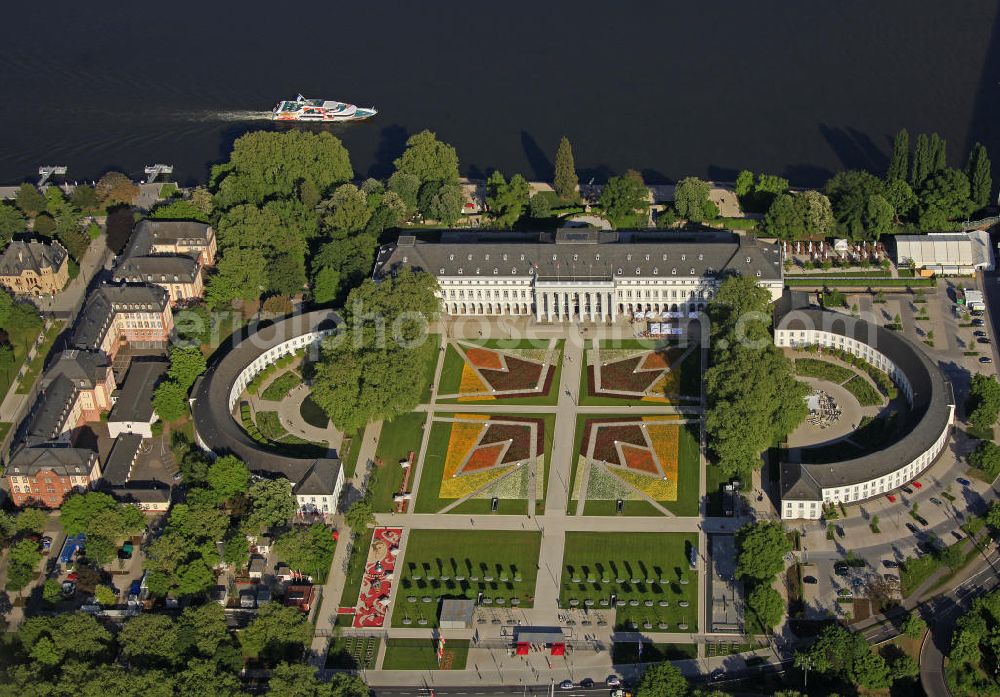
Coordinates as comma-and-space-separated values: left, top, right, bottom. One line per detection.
607, 676, 622, 687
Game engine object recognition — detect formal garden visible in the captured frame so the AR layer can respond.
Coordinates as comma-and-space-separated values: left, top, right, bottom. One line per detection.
560, 532, 699, 630
393, 530, 541, 628
793, 357, 885, 407
581, 339, 702, 405
568, 415, 700, 516
415, 412, 552, 514
437, 339, 563, 405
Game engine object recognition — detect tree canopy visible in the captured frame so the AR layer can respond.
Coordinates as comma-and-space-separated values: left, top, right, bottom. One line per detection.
635, 661, 690, 697
599, 170, 649, 228
485, 171, 530, 228
273, 523, 337, 581
735, 521, 791, 582
311, 270, 439, 432
553, 136, 579, 202
673, 177, 715, 223
966, 142, 992, 211
95, 172, 139, 207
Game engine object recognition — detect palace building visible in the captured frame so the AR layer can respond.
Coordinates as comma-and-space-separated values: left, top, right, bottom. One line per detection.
373, 229, 784, 321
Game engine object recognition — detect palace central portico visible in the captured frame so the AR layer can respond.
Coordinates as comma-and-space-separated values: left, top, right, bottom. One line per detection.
373, 228, 783, 322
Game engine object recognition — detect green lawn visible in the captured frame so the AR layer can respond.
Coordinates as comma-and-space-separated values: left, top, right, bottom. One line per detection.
705, 464, 732, 516
560, 532, 698, 630
393, 530, 541, 627
260, 371, 300, 401
15, 321, 64, 395
255, 411, 287, 441
371, 412, 427, 512
438, 344, 465, 395
338, 429, 363, 478
326, 635, 380, 670
338, 527, 375, 609
0, 319, 43, 398
382, 638, 469, 670
418, 333, 442, 403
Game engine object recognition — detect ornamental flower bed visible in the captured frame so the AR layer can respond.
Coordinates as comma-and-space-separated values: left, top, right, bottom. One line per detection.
616, 468, 676, 501
639, 352, 670, 371
440, 464, 515, 499
620, 444, 659, 475
474, 464, 532, 499
479, 356, 543, 392
599, 356, 659, 392
458, 364, 493, 400
592, 425, 647, 464
465, 346, 505, 371
645, 423, 680, 490
643, 371, 680, 402
587, 462, 638, 500
442, 417, 489, 479
464, 443, 506, 472
479, 423, 532, 462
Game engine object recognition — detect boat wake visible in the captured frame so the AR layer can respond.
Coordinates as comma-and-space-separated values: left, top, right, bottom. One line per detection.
180, 110, 274, 122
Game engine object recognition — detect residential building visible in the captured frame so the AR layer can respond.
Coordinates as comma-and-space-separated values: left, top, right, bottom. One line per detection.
373, 229, 784, 321
774, 298, 955, 520
0, 239, 69, 296
113, 255, 203, 304
71, 283, 173, 361
130, 220, 217, 266
6, 447, 101, 508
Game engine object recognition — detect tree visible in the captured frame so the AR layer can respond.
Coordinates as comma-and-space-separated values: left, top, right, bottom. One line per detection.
937, 543, 964, 571
393, 130, 460, 186
56, 215, 91, 260
59, 491, 120, 535
736, 522, 791, 582
15, 183, 47, 216
93, 584, 117, 606
167, 345, 207, 390
553, 136, 579, 202
273, 524, 336, 580
95, 172, 139, 207
673, 177, 712, 222
966, 142, 992, 210
928, 132, 948, 174
0, 202, 26, 245
323, 184, 372, 234
825, 170, 885, 238
19, 612, 112, 664
206, 455, 250, 503
15, 507, 48, 534
247, 478, 297, 531
890, 654, 919, 681
902, 612, 927, 639
6, 538, 42, 590
918, 168, 973, 228
70, 184, 100, 213
887, 128, 909, 182
240, 603, 312, 663
852, 651, 892, 689
174, 658, 246, 697
311, 265, 341, 305
599, 170, 649, 228
799, 190, 836, 237
428, 183, 464, 225
884, 178, 917, 220
485, 171, 530, 227
763, 194, 805, 240
636, 661, 689, 697
214, 131, 353, 209
105, 208, 135, 255
33, 212, 56, 237
735, 170, 754, 198
205, 246, 268, 307
864, 193, 895, 238
968, 440, 1000, 479
387, 171, 420, 215
152, 378, 189, 422
175, 602, 231, 658
344, 494, 375, 532
118, 613, 181, 667
149, 198, 211, 223
967, 373, 1000, 438
42, 578, 62, 605
311, 270, 439, 432
911, 132, 931, 187
746, 583, 784, 631
986, 501, 1000, 531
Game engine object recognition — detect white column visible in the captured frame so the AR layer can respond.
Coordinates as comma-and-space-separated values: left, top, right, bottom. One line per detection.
610, 291, 617, 322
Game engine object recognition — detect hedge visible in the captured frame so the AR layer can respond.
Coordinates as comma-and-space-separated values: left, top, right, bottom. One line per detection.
786, 277, 935, 288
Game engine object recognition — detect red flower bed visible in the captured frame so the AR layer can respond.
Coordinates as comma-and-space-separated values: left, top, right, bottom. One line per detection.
464, 443, 505, 471
599, 356, 658, 392
480, 356, 542, 391
480, 423, 531, 462
592, 424, 646, 465
621, 444, 659, 475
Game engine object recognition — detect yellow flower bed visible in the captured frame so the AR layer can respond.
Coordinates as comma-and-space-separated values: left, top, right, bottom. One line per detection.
642, 369, 680, 401
614, 468, 677, 501
441, 416, 489, 480
641, 415, 681, 421
458, 364, 494, 401
644, 424, 680, 500
440, 464, 514, 499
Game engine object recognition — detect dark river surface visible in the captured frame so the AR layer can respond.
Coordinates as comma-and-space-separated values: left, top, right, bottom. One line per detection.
2, 1, 999, 187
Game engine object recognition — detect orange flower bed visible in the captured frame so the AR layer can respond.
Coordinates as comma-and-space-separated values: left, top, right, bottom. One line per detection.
463, 443, 505, 472
465, 347, 504, 371
442, 417, 488, 479
621, 444, 659, 475
639, 352, 669, 371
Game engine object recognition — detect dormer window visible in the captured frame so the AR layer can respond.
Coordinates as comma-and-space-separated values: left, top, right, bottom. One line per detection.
690, 268, 696, 275
671, 268, 677, 275
458, 268, 464, 275
402, 256, 408, 263
439, 267, 445, 274
653, 267, 659, 275
627, 254, 632, 261
681, 254, 686, 261
746, 257, 752, 263
635, 268, 641, 275
512, 267, 517, 274
756, 270, 762, 277
493, 268, 498, 275
698, 253, 703, 261
503, 254, 508, 261
552, 254, 557, 261
520, 254, 525, 261
573, 254, 578, 261
662, 254, 667, 261
616, 267, 623, 275
468, 254, 473, 261
644, 254, 650, 261
475, 267, 480, 274
595, 253, 600, 261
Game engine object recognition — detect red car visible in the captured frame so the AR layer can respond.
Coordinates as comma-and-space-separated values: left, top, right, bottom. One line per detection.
912, 481, 923, 489
887, 494, 897, 503
65, 572, 79, 582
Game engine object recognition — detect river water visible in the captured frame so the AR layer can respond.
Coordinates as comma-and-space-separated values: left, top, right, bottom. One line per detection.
1, 1, 998, 187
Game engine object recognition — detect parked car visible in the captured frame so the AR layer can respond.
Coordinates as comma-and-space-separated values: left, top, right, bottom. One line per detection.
886, 493, 897, 503
883, 574, 900, 583
974, 330, 987, 337
980, 356, 993, 364
883, 559, 898, 568
606, 676, 622, 687
711, 669, 725, 682
957, 477, 971, 486
837, 587, 853, 597
901, 485, 913, 494
930, 497, 943, 506
978, 337, 992, 344
914, 515, 929, 526
851, 577, 865, 589
559, 680, 574, 690
906, 523, 920, 534
973, 318, 985, 326
579, 679, 595, 688
803, 576, 818, 584
912, 481, 923, 489
952, 531, 964, 541
834, 562, 849, 576
40, 536, 52, 552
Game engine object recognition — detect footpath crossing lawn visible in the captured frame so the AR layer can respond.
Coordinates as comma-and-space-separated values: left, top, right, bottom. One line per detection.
393, 529, 541, 627
560, 532, 698, 630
